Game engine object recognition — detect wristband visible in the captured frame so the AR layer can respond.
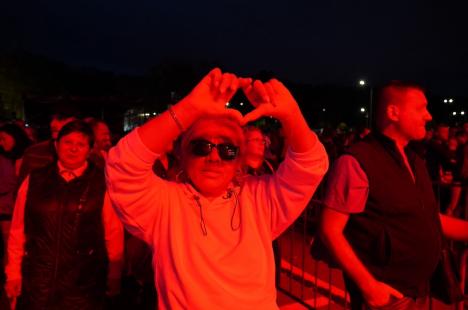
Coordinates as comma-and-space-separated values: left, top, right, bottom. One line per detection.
167, 104, 184, 132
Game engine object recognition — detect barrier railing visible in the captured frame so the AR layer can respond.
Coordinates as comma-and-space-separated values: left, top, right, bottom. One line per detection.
277, 183, 468, 310
277, 199, 350, 309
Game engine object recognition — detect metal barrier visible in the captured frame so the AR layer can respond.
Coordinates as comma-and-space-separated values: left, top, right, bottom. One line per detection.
277, 199, 350, 309
434, 183, 468, 310
277, 183, 468, 309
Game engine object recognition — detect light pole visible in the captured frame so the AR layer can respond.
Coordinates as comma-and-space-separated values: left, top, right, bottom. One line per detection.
358, 79, 373, 128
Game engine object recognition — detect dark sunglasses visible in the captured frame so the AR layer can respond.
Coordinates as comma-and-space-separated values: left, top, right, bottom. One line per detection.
189, 139, 239, 161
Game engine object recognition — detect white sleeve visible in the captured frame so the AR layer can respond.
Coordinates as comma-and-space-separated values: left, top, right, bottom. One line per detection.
5, 177, 29, 282
105, 128, 172, 244
247, 135, 328, 239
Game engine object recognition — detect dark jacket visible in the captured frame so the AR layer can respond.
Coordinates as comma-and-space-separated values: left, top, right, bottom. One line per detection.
19, 162, 107, 310
344, 133, 442, 298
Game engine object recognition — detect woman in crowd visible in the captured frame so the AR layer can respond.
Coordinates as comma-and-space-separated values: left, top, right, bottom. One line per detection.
243, 125, 275, 176
0, 123, 31, 176
106, 68, 328, 309
5, 120, 123, 310
0, 124, 31, 269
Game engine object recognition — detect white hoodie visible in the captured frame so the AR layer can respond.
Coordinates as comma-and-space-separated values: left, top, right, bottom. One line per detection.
106, 128, 328, 310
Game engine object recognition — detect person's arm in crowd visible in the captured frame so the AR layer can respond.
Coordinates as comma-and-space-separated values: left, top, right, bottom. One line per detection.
266, 143, 328, 239
440, 214, 468, 241
319, 156, 403, 308
241, 79, 328, 237
138, 68, 243, 153
102, 191, 124, 296
15, 158, 23, 177
4, 177, 29, 301
320, 209, 403, 307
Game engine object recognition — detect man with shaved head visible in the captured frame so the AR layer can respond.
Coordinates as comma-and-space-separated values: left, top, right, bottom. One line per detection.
319, 81, 468, 309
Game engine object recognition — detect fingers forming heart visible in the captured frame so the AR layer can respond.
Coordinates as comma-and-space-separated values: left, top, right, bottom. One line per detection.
193, 69, 295, 125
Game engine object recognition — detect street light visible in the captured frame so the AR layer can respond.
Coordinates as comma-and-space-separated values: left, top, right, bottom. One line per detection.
360, 107, 366, 113
358, 79, 373, 127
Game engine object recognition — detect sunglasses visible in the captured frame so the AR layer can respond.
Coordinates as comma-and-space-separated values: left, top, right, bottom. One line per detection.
189, 139, 239, 161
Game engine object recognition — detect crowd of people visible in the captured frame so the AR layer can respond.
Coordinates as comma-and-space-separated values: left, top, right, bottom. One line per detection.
318, 119, 468, 216
0, 69, 467, 310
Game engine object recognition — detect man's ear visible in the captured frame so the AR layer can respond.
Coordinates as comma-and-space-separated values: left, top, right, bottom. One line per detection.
386, 104, 400, 122
54, 140, 58, 150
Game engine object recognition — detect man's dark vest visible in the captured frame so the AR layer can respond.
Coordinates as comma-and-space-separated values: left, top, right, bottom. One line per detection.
20, 162, 107, 309
345, 134, 442, 298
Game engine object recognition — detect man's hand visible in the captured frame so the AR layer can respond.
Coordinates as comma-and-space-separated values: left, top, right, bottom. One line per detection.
241, 79, 301, 125
181, 68, 243, 123
5, 279, 21, 309
362, 280, 403, 308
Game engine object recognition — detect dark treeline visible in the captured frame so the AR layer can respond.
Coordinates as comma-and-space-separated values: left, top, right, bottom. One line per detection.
1, 51, 467, 136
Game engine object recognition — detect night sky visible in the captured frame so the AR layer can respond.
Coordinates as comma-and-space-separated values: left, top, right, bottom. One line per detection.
1, 0, 467, 96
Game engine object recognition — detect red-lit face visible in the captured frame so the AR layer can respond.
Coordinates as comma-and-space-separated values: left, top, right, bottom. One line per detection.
50, 117, 75, 140
244, 130, 265, 160
394, 89, 432, 141
435, 126, 449, 142
184, 119, 242, 198
448, 137, 458, 151
55, 132, 91, 170
93, 122, 112, 152
0, 132, 15, 152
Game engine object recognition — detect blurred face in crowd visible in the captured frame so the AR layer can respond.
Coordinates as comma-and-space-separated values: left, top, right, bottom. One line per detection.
55, 132, 91, 170
93, 122, 112, 152
244, 128, 266, 168
424, 128, 434, 141
448, 137, 458, 151
0, 131, 15, 152
456, 133, 467, 146
182, 117, 243, 198
387, 88, 432, 141
50, 116, 75, 140
359, 128, 371, 138
435, 126, 450, 142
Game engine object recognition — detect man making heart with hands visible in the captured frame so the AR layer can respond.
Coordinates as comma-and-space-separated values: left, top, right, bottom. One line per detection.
106, 68, 328, 309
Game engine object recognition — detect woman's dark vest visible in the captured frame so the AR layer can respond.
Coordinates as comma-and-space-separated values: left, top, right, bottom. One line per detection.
20, 162, 107, 309
345, 134, 442, 298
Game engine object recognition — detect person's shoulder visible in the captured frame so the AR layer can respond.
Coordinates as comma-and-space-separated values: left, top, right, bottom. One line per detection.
23, 140, 53, 155
331, 154, 363, 174
346, 134, 386, 159
345, 139, 372, 158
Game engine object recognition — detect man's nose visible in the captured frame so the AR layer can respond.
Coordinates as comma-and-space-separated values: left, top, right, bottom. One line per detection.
206, 147, 221, 162
425, 110, 432, 122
